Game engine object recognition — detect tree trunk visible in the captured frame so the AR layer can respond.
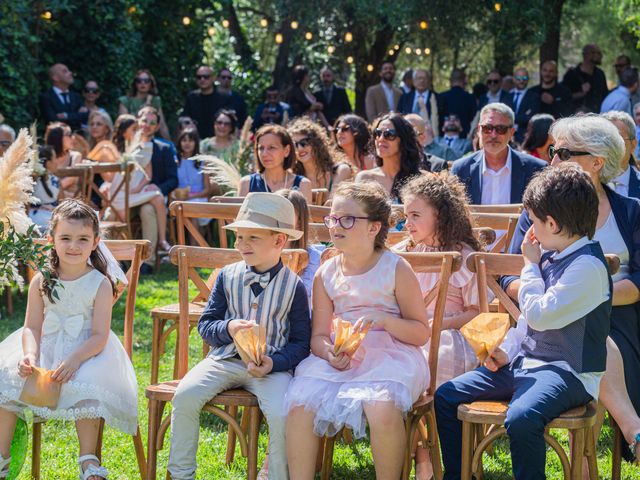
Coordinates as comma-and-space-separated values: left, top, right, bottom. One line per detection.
272, 17, 294, 91
222, 0, 258, 71
539, 0, 565, 63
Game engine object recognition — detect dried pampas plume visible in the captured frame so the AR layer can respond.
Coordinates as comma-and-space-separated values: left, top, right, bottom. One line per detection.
0, 129, 36, 234
199, 154, 242, 194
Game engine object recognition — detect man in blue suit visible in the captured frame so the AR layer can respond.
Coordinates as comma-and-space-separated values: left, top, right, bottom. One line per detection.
478, 70, 513, 110
510, 67, 540, 144
397, 69, 439, 133
451, 103, 546, 205
438, 68, 477, 137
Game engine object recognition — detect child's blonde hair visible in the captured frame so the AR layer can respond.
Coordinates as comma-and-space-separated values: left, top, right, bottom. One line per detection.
42, 199, 116, 302
332, 182, 391, 251
276, 189, 309, 249
399, 173, 483, 252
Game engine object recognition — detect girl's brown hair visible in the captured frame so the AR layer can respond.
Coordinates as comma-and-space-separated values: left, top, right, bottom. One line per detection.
399, 173, 483, 252
332, 181, 390, 251
42, 199, 117, 302
288, 118, 352, 188
254, 124, 297, 173
276, 189, 309, 249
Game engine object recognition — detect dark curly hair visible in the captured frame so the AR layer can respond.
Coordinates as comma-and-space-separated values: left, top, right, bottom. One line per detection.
399, 173, 483, 252
288, 117, 352, 188
332, 114, 372, 170
372, 113, 422, 199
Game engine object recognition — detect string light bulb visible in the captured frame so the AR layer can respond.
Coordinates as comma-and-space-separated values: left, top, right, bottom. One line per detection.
127, 6, 136, 14
41, 11, 52, 20
347, 56, 354, 64
260, 18, 268, 27
394, 44, 400, 50
405, 47, 412, 54
366, 64, 374, 72
290, 20, 299, 29
182, 16, 191, 25
208, 27, 215, 36
222, 19, 230, 28
415, 48, 422, 55
305, 31, 313, 40
419, 20, 428, 29
275, 33, 283, 44
425, 48, 431, 55
327, 45, 336, 54
388, 49, 395, 56
494, 3, 501, 11
345, 32, 353, 42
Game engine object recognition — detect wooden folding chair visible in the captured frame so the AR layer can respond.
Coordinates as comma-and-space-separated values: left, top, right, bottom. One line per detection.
457, 252, 620, 480
145, 246, 309, 480
319, 251, 463, 480
469, 204, 523, 214
29, 239, 151, 480
311, 188, 329, 206
55, 165, 92, 201
470, 212, 520, 253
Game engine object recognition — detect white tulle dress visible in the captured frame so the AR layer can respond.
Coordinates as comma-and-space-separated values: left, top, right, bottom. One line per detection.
284, 251, 428, 438
0, 269, 138, 434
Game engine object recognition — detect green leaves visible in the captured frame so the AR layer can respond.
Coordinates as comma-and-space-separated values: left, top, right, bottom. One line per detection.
0, 222, 50, 290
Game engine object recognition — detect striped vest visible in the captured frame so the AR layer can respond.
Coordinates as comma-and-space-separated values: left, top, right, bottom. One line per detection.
208, 261, 299, 361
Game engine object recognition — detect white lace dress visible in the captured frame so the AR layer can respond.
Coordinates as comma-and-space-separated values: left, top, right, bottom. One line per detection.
0, 269, 138, 434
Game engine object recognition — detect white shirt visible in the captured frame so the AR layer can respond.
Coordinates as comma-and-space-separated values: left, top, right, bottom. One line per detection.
381, 82, 396, 111
480, 150, 512, 205
594, 211, 630, 282
499, 237, 610, 399
53, 86, 70, 105
608, 165, 631, 197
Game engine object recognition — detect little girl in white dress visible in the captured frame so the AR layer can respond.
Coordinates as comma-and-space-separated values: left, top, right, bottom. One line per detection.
0, 200, 137, 480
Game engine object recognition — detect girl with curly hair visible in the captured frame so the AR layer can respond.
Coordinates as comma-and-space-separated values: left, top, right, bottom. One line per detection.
392, 173, 489, 480
287, 118, 353, 202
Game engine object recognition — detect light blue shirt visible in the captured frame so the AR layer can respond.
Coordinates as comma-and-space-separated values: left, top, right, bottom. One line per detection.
177, 158, 205, 194
601, 86, 632, 116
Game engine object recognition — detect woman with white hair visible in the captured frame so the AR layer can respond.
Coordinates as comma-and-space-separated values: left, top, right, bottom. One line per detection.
503, 114, 640, 463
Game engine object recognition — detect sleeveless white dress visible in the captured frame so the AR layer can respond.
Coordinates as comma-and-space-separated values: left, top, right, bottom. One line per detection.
0, 269, 138, 434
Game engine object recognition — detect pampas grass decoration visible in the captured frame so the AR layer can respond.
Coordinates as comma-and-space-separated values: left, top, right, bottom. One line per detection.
0, 128, 36, 235
199, 154, 242, 194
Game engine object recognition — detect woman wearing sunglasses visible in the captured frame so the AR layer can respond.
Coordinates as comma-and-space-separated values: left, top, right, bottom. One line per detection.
332, 114, 376, 171
355, 113, 422, 203
238, 124, 312, 202
288, 118, 353, 203
503, 114, 640, 465
117, 69, 170, 139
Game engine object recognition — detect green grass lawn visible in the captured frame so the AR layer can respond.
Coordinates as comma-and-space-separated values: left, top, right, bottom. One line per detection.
2, 264, 640, 479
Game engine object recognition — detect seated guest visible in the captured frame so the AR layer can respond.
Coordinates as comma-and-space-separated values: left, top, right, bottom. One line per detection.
87, 110, 119, 163
113, 114, 138, 154
253, 86, 287, 131
437, 164, 611, 480
238, 124, 312, 202
176, 116, 197, 136
0, 124, 16, 157
436, 114, 473, 159
332, 114, 376, 171
521, 113, 554, 163
45, 122, 83, 196
288, 118, 353, 201
118, 69, 170, 139
510, 67, 540, 144
404, 114, 448, 172
603, 110, 640, 198
200, 109, 239, 155
313, 66, 352, 126
451, 103, 546, 204
601, 67, 640, 116
29, 146, 60, 233
355, 112, 422, 203
39, 63, 88, 131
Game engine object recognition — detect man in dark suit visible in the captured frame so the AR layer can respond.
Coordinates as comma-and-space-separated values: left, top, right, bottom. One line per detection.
510, 67, 540, 144
136, 106, 178, 274
438, 68, 477, 137
451, 103, 546, 204
313, 67, 352, 126
397, 69, 439, 134
39, 63, 88, 131
478, 70, 513, 110
436, 114, 473, 159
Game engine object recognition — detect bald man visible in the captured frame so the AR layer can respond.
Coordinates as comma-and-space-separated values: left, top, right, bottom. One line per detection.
530, 61, 572, 119
182, 65, 225, 138
39, 63, 87, 130
562, 43, 608, 113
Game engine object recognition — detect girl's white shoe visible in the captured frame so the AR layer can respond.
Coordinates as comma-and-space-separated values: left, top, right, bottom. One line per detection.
78, 454, 109, 480
0, 454, 10, 479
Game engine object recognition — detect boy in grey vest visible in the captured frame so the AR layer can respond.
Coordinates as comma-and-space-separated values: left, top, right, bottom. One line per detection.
435, 165, 612, 480
167, 193, 311, 480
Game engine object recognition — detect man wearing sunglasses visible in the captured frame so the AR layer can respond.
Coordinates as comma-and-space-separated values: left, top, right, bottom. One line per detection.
510, 67, 540, 144
182, 66, 225, 139
214, 68, 248, 128
478, 70, 513, 110
451, 103, 546, 205
0, 124, 15, 157
39, 63, 88, 131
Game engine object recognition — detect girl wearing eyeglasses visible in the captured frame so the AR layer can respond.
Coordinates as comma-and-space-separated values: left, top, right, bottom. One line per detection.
332, 114, 376, 171
285, 181, 429, 480
117, 69, 170, 139
288, 118, 353, 204
355, 113, 423, 203
238, 124, 312, 202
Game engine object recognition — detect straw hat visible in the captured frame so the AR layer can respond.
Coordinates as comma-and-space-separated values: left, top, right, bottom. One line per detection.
223, 192, 303, 240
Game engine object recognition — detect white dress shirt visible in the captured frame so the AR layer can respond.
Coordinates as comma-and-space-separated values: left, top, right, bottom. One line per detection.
480, 150, 512, 205
499, 237, 610, 399
608, 165, 632, 197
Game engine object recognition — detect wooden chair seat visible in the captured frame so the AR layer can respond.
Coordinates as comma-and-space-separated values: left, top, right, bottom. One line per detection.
146, 380, 259, 407
458, 400, 594, 426
151, 301, 206, 322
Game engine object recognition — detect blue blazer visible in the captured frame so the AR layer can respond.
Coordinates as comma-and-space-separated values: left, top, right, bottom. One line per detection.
628, 166, 640, 199
450, 148, 547, 204
150, 140, 178, 197
511, 90, 540, 143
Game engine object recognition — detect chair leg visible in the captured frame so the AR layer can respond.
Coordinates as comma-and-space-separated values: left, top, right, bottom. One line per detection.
32, 421, 42, 480
570, 428, 585, 480
585, 426, 598, 480
225, 405, 239, 465
146, 399, 165, 480
612, 417, 622, 480
320, 436, 336, 480
460, 421, 473, 480
133, 426, 148, 480
425, 410, 443, 480
247, 407, 261, 480
150, 317, 166, 385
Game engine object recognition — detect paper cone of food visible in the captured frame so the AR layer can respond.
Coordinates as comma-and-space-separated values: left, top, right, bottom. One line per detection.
460, 313, 511, 363
333, 317, 370, 357
19, 367, 61, 408
233, 323, 267, 366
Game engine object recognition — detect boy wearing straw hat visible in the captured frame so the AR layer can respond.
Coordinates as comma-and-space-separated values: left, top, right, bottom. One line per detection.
167, 193, 311, 480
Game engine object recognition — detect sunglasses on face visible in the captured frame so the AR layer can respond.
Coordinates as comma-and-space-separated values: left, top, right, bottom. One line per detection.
480, 124, 511, 135
84, 87, 99, 94
373, 128, 398, 141
196, 74, 211, 80
486, 79, 500, 85
333, 125, 351, 134
323, 215, 370, 230
294, 138, 311, 149
514, 75, 529, 81
135, 77, 151, 84
548, 145, 592, 161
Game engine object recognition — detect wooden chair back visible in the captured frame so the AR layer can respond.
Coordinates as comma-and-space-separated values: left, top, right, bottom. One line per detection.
170, 201, 240, 248
469, 204, 523, 214
55, 165, 92, 200
396, 251, 463, 396
170, 246, 309, 377
31, 239, 150, 358
87, 162, 134, 231
312, 188, 329, 206
470, 212, 520, 253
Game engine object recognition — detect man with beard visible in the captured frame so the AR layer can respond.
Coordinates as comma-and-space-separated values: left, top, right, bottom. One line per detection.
436, 114, 472, 159
365, 61, 402, 122
530, 61, 572, 119
562, 44, 608, 113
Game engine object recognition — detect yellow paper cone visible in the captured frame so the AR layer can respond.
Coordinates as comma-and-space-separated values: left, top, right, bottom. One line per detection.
460, 313, 511, 363
19, 367, 61, 408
